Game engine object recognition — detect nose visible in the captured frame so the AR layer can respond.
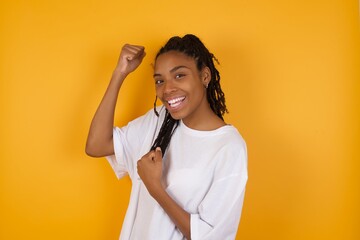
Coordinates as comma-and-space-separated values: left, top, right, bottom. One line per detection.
163, 80, 177, 95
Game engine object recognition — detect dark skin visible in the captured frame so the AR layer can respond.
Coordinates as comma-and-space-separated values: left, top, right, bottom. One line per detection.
137, 147, 191, 239
154, 51, 225, 130
86, 44, 225, 239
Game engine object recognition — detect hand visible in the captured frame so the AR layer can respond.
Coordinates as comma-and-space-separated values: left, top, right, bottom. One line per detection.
137, 147, 164, 196
137, 148, 191, 239
115, 44, 146, 76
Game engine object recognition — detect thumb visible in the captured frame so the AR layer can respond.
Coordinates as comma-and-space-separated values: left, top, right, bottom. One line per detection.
154, 147, 163, 162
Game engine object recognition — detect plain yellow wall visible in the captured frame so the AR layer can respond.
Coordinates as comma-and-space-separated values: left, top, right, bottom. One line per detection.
1, 0, 359, 239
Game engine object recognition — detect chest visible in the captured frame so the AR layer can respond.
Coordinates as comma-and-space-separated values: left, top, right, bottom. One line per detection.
161, 134, 221, 212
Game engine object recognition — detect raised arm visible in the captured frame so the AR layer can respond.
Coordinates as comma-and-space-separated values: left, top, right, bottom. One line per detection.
85, 44, 146, 157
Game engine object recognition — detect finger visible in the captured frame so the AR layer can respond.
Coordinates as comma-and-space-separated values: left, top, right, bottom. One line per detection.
143, 150, 153, 158
131, 47, 145, 60
140, 151, 155, 162
136, 160, 142, 176
126, 51, 144, 61
154, 147, 162, 162
136, 165, 142, 181
125, 46, 143, 56
123, 44, 143, 51
123, 45, 145, 60
124, 44, 143, 50
139, 50, 146, 60
149, 151, 156, 162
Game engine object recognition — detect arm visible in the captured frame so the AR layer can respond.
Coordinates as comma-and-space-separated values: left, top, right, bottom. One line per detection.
85, 44, 146, 157
153, 184, 191, 239
138, 142, 248, 240
137, 148, 191, 239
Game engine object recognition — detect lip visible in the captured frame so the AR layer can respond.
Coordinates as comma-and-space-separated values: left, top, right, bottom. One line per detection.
164, 96, 186, 111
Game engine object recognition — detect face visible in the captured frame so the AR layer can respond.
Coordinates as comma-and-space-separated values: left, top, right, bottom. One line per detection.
154, 51, 211, 125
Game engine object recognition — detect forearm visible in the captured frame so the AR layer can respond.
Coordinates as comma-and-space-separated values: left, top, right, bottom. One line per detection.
85, 70, 127, 157
151, 187, 191, 239
86, 44, 146, 157
137, 149, 191, 239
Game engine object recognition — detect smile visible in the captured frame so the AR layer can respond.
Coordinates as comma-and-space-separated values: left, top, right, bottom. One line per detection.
167, 96, 186, 108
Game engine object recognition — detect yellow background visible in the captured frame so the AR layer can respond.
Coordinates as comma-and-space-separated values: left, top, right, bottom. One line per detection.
1, 0, 359, 239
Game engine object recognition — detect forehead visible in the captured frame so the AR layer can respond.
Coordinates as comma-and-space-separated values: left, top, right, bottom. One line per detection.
154, 51, 197, 72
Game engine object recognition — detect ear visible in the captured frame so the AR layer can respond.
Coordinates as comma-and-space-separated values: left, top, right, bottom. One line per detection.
201, 67, 211, 87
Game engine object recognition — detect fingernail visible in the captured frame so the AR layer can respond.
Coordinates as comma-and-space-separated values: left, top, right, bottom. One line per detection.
156, 147, 161, 152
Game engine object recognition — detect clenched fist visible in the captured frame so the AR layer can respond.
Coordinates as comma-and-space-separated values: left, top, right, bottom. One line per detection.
115, 44, 146, 76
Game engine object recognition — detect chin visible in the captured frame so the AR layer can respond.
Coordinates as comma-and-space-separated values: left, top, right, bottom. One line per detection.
168, 112, 183, 120
165, 102, 190, 120
166, 108, 187, 120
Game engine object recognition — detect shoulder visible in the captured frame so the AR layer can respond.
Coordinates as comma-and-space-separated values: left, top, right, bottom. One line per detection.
215, 125, 247, 152
214, 126, 248, 172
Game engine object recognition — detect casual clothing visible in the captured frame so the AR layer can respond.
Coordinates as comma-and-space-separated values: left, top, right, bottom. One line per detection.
106, 106, 248, 240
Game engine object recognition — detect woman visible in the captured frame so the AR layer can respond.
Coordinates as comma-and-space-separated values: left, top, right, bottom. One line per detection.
86, 34, 248, 240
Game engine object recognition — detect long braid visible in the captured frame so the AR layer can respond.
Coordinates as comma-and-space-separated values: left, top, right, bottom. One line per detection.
150, 34, 227, 154
151, 96, 179, 153
206, 53, 228, 119
150, 108, 178, 153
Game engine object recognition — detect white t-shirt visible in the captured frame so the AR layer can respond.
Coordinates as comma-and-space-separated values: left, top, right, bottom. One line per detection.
106, 106, 248, 240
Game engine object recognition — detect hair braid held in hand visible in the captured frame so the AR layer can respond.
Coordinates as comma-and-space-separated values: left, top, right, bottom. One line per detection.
150, 34, 228, 154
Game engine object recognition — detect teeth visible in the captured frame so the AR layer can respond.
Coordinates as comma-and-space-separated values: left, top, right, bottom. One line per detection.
168, 97, 185, 106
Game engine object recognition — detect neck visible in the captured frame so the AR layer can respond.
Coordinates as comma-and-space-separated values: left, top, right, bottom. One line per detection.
182, 106, 225, 131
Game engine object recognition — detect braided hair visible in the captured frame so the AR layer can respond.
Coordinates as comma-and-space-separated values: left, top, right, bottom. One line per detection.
150, 34, 228, 154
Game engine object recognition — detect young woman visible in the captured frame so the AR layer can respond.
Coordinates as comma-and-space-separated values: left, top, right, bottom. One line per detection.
86, 34, 248, 240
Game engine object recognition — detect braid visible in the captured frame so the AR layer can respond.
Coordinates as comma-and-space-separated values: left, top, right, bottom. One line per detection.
150, 107, 179, 153
150, 34, 227, 154
206, 54, 228, 119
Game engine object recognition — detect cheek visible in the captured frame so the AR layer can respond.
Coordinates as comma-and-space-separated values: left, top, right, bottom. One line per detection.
155, 87, 165, 102
155, 86, 161, 96
192, 83, 206, 97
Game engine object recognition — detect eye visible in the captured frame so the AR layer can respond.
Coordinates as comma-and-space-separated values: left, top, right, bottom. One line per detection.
155, 79, 163, 85
175, 73, 185, 79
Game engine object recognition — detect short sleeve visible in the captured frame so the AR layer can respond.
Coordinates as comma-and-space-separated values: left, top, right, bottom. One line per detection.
190, 139, 248, 240
106, 107, 164, 180
105, 127, 131, 179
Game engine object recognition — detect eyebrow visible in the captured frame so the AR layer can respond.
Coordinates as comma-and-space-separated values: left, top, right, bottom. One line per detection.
153, 65, 190, 78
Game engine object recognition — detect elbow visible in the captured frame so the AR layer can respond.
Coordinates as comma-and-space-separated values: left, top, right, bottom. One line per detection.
85, 147, 105, 158
85, 147, 96, 157
85, 141, 102, 158
85, 144, 97, 157
85, 138, 113, 158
